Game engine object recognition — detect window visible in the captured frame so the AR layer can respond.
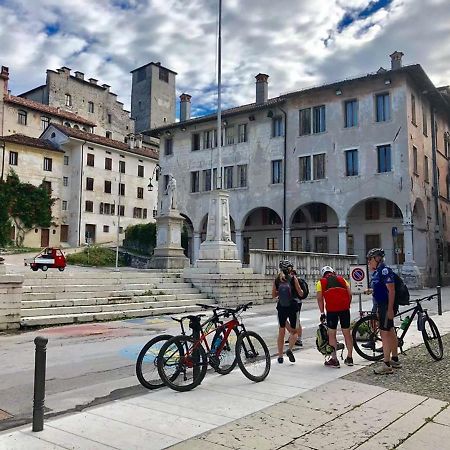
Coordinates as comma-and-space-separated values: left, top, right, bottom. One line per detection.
118, 205, 125, 216
41, 116, 50, 130
413, 146, 418, 174
237, 164, 247, 187
299, 108, 311, 135
224, 166, 233, 189
191, 171, 200, 193
411, 94, 416, 125
99, 203, 114, 215
225, 126, 235, 145
43, 157, 52, 172
377, 144, 392, 172
423, 108, 428, 136
164, 138, 173, 155
143, 208, 147, 219
365, 200, 380, 220
138, 165, 144, 177
424, 156, 429, 182
299, 156, 311, 181
85, 200, 93, 212
266, 237, 278, 250
271, 159, 282, 184
105, 157, 112, 170
64, 155, 69, 165
344, 100, 358, 128
119, 183, 125, 196
106, 131, 112, 139
88, 101, 94, 113
376, 93, 390, 122
347, 235, 354, 255
345, 149, 358, 176
313, 105, 326, 133
445, 133, 450, 158
42, 181, 52, 194
86, 177, 94, 190
313, 153, 326, 179
159, 67, 169, 82
65, 94, 72, 107
104, 180, 111, 193
107, 113, 112, 124
238, 124, 247, 143
137, 187, 144, 199
272, 117, 284, 137
63, 176, 68, 187
291, 236, 302, 251
386, 200, 402, 218
133, 207, 143, 219
153, 209, 157, 218
203, 169, 211, 191
87, 153, 94, 167
203, 130, 214, 149
365, 234, 381, 255
9, 151, 18, 166
315, 236, 328, 253
103, 225, 109, 233
192, 133, 200, 151
18, 110, 27, 125
119, 160, 125, 173
62, 200, 67, 211
212, 168, 218, 190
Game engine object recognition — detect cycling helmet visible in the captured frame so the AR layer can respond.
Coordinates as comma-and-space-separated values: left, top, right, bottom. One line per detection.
279, 260, 293, 271
366, 248, 385, 259
321, 266, 334, 277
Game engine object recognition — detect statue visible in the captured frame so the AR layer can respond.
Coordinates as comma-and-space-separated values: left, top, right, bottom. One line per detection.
162, 174, 177, 213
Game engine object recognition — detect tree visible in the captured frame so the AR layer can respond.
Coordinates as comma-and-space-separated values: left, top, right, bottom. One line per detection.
0, 170, 55, 247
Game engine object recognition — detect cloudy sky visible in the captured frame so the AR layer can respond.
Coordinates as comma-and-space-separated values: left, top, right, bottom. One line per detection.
0, 0, 449, 118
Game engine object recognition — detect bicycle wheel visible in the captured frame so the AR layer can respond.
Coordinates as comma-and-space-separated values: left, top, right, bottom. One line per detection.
352, 315, 384, 362
213, 328, 239, 375
136, 334, 173, 390
422, 317, 443, 361
157, 335, 208, 392
235, 330, 271, 382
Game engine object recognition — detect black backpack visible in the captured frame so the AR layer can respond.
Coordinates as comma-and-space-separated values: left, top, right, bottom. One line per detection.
277, 277, 293, 307
393, 273, 410, 306
297, 278, 309, 300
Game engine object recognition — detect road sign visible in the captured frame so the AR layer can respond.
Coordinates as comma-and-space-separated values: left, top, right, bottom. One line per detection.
350, 264, 368, 294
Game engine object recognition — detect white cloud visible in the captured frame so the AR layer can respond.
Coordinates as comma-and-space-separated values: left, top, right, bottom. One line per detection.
1, 0, 449, 118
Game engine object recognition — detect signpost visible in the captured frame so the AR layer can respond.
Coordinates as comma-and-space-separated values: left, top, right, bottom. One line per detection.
349, 264, 368, 314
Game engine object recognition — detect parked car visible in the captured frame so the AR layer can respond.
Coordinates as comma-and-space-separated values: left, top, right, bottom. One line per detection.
24, 248, 67, 272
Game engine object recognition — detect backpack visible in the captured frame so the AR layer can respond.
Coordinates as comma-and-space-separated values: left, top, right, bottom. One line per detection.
277, 277, 293, 307
316, 323, 333, 356
393, 273, 410, 306
320, 275, 351, 312
297, 278, 309, 300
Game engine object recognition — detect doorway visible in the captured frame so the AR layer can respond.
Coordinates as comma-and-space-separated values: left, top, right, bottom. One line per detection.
41, 229, 50, 247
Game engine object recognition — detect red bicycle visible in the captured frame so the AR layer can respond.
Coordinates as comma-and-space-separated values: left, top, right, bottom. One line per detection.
157, 302, 271, 392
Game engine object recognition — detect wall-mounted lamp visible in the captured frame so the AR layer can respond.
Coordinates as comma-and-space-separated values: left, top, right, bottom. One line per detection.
147, 164, 161, 191
180, 126, 186, 132
165, 130, 172, 136
267, 110, 274, 118
249, 115, 255, 121
223, 120, 228, 126
335, 88, 342, 96
384, 79, 391, 85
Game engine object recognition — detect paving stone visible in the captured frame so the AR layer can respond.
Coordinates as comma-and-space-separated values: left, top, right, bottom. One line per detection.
0, 431, 65, 449
168, 439, 231, 449
433, 404, 450, 426
396, 421, 450, 450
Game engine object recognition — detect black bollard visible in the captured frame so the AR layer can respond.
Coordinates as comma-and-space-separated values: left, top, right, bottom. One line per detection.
437, 286, 442, 316
32, 336, 48, 432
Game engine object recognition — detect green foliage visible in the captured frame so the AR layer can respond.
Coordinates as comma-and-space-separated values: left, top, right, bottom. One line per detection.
124, 222, 157, 254
0, 170, 55, 246
66, 246, 126, 267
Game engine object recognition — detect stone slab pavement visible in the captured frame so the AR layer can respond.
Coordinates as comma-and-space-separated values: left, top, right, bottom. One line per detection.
0, 311, 449, 450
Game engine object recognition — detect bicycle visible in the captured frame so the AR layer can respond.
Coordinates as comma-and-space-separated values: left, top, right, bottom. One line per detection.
156, 302, 271, 392
136, 309, 226, 390
352, 294, 443, 362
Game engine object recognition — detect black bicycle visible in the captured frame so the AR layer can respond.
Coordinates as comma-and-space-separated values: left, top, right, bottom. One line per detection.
352, 293, 443, 361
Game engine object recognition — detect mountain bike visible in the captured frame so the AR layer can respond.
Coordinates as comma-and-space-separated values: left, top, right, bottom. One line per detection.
352, 293, 443, 361
136, 309, 225, 390
157, 302, 271, 392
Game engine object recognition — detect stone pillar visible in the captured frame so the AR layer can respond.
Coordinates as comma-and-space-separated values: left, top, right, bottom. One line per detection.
0, 257, 23, 330
403, 223, 414, 263
284, 227, 291, 251
193, 232, 201, 265
235, 230, 243, 261
338, 225, 347, 255
400, 222, 423, 289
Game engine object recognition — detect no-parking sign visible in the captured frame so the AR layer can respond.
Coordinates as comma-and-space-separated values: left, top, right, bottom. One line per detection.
349, 264, 368, 294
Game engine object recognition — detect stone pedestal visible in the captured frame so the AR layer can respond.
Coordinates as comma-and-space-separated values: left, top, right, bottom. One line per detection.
196, 190, 241, 271
401, 261, 423, 289
0, 258, 23, 329
150, 209, 189, 270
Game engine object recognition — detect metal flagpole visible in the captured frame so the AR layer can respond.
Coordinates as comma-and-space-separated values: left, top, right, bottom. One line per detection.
216, 0, 222, 189
115, 167, 122, 270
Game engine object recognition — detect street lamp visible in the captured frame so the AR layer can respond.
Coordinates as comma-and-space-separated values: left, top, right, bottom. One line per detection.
147, 164, 161, 191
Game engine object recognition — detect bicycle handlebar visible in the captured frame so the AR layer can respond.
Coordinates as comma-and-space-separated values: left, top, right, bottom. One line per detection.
414, 293, 438, 303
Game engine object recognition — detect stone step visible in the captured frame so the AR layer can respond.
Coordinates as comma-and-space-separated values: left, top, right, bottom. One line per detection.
20, 302, 215, 327
22, 292, 210, 309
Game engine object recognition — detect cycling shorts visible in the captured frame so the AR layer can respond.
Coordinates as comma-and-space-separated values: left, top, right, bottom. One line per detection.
326, 309, 350, 330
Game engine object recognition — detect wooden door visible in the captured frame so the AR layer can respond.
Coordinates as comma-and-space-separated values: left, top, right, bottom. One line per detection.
41, 229, 50, 247
60, 225, 69, 243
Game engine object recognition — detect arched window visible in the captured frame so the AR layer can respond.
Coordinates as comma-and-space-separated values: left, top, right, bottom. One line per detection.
64, 122, 71, 127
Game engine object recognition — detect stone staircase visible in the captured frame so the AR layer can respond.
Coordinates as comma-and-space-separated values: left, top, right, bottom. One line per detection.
20, 269, 214, 327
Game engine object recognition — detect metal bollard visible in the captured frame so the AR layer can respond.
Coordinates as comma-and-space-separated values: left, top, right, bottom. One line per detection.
32, 336, 48, 432
437, 286, 442, 316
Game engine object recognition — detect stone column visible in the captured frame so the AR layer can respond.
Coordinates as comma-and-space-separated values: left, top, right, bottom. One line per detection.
284, 227, 291, 251
400, 222, 423, 289
193, 232, 201, 265
338, 225, 347, 255
403, 223, 414, 263
235, 230, 243, 261
0, 257, 24, 330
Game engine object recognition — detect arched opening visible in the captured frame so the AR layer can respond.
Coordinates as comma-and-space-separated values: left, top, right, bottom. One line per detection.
180, 214, 194, 263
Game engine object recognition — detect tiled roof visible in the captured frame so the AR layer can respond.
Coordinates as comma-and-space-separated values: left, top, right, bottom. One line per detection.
0, 134, 63, 152
4, 95, 96, 127
49, 124, 159, 160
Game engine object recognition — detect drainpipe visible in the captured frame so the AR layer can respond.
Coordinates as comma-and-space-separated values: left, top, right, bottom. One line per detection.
0, 139, 5, 182
279, 106, 287, 252
78, 140, 87, 246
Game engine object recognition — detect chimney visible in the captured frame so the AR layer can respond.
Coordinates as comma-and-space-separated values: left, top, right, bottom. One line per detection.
89, 78, 98, 85
390, 51, 404, 70
179, 93, 192, 121
255, 73, 269, 104
74, 71, 84, 80
61, 66, 71, 76
102, 84, 110, 92
0, 66, 9, 95
128, 134, 135, 149
135, 134, 143, 148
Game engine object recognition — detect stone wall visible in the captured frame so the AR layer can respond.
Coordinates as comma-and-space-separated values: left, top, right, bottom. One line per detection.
0, 270, 23, 330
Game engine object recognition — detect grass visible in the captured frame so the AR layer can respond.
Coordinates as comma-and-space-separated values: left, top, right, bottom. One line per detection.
66, 246, 127, 267
1, 246, 42, 254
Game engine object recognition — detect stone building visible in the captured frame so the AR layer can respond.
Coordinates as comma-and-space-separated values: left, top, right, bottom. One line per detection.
19, 66, 135, 141
148, 52, 450, 286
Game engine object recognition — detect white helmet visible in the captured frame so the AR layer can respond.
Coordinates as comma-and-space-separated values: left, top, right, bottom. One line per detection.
321, 266, 334, 277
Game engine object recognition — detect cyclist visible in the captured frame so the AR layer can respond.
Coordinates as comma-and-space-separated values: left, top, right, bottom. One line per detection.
316, 266, 353, 368
367, 248, 401, 374
286, 265, 303, 347
272, 260, 303, 364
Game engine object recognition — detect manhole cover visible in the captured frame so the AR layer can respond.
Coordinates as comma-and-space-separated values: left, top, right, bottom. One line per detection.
0, 410, 12, 421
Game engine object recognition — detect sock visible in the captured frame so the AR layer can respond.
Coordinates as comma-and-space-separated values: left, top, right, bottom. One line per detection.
392, 356, 399, 362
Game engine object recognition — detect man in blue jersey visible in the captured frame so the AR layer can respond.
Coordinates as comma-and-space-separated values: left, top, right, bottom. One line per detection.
367, 248, 401, 374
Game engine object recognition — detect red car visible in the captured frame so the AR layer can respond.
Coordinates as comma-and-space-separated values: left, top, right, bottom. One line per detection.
24, 248, 67, 272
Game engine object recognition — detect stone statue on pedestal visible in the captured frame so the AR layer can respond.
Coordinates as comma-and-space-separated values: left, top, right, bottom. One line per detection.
162, 174, 177, 214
